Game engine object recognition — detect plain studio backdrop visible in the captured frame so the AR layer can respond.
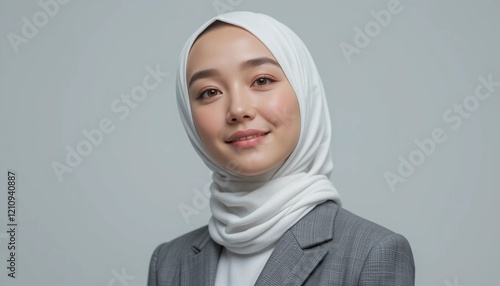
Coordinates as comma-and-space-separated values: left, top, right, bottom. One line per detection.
1, 0, 499, 285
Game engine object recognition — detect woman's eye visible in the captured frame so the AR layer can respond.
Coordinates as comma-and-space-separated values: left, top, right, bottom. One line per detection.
198, 88, 220, 99
253, 77, 274, 86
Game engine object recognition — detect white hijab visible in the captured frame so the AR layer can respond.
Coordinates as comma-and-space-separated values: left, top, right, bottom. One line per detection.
176, 11, 342, 255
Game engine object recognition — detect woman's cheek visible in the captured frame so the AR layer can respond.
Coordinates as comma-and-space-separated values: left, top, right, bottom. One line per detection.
194, 109, 222, 141
266, 99, 298, 128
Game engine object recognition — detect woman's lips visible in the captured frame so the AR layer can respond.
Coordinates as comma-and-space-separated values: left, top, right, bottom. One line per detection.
227, 132, 270, 148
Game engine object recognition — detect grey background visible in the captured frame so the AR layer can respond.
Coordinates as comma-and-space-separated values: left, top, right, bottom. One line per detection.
1, 0, 499, 285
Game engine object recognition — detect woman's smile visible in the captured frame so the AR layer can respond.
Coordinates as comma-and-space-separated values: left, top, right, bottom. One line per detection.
226, 131, 270, 148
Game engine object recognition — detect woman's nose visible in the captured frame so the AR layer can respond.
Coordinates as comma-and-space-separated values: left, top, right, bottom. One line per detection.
226, 86, 256, 123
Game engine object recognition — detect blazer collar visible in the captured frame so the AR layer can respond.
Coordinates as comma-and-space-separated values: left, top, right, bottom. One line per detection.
290, 200, 338, 248
181, 200, 339, 286
180, 227, 221, 286
255, 200, 339, 286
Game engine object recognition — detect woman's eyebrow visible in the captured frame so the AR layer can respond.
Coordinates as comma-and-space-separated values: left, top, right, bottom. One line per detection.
239, 57, 280, 70
188, 69, 220, 88
188, 57, 280, 88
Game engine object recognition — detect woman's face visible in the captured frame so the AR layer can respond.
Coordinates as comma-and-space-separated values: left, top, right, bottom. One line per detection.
186, 24, 301, 176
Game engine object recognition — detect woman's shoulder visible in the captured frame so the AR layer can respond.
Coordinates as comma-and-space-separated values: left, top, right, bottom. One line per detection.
335, 204, 397, 239
299, 201, 415, 282
150, 225, 210, 263
326, 202, 414, 265
311, 201, 403, 238
147, 225, 212, 285
310, 201, 413, 257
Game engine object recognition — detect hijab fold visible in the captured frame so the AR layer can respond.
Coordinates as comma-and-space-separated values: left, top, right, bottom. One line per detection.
176, 11, 342, 254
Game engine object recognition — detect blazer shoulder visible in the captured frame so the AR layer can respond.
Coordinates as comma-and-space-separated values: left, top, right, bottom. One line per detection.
333, 206, 415, 279
330, 205, 414, 256
336, 208, 416, 284
147, 226, 210, 286
335, 206, 396, 240
301, 203, 415, 284
151, 225, 209, 262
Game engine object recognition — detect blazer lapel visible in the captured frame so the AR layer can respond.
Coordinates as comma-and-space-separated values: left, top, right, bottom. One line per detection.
255, 201, 339, 286
180, 228, 221, 286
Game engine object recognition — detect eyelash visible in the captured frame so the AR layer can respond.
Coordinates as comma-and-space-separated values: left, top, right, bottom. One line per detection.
197, 76, 277, 99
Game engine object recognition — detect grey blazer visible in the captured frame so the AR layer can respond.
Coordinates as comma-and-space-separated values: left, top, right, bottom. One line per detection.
147, 201, 415, 285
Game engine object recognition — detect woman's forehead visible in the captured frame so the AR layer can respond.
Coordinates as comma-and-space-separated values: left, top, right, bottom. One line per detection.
186, 24, 280, 76
189, 24, 273, 58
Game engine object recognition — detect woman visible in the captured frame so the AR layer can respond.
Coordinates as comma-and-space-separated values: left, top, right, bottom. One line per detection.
148, 11, 415, 286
